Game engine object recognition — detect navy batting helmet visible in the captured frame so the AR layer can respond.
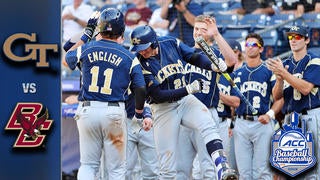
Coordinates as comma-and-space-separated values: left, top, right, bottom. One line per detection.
130, 25, 158, 52
98, 8, 125, 36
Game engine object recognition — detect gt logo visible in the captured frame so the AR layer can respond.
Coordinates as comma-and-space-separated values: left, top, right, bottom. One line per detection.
2, 33, 58, 67
5, 103, 53, 148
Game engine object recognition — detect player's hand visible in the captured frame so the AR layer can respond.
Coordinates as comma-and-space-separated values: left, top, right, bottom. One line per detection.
174, 0, 187, 12
186, 79, 209, 94
228, 128, 233, 137
266, 58, 288, 80
81, 11, 100, 43
258, 114, 270, 124
142, 117, 153, 131
204, 17, 219, 37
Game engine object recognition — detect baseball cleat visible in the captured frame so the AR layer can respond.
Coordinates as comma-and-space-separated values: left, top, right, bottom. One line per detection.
221, 168, 238, 180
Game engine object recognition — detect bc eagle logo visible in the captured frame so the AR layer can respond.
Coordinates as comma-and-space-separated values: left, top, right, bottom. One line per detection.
5, 103, 53, 148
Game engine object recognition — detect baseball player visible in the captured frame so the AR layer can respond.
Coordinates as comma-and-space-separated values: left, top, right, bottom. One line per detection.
129, 25, 238, 180
221, 33, 282, 179
216, 39, 244, 172
125, 93, 159, 180
267, 25, 320, 179
176, 15, 238, 180
64, 8, 149, 180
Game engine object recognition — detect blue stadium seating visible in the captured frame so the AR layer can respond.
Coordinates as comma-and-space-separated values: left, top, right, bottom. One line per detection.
302, 13, 320, 28
214, 14, 238, 32
237, 14, 268, 32
203, 1, 231, 16
222, 28, 249, 41
228, 1, 241, 10
255, 29, 280, 59
266, 13, 297, 28
257, 29, 279, 46
308, 47, 320, 56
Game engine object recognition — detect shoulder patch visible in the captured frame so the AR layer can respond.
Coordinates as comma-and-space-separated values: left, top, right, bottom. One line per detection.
307, 58, 320, 67
142, 69, 152, 75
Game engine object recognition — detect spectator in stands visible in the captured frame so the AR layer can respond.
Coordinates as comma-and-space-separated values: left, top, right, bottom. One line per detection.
280, 0, 320, 16
279, 0, 304, 16
122, 0, 152, 48
302, 0, 320, 13
148, 0, 169, 36
311, 29, 320, 46
264, 46, 275, 59
62, 0, 94, 43
124, 0, 152, 28
228, 0, 275, 16
160, 0, 203, 46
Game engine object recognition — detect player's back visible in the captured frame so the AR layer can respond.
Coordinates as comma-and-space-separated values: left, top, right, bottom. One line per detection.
75, 39, 144, 102
185, 47, 222, 108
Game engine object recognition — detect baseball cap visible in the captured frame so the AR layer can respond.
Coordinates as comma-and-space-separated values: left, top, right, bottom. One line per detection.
227, 39, 242, 52
285, 26, 309, 38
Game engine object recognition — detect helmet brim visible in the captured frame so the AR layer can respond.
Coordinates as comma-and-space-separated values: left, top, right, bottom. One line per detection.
129, 42, 151, 52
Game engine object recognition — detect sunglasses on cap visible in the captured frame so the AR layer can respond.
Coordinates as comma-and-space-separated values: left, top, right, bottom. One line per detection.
287, 34, 303, 40
245, 42, 262, 48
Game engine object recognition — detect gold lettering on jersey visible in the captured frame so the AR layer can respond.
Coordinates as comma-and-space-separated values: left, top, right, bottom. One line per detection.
283, 73, 319, 96
3, 33, 58, 67
241, 81, 268, 97
156, 60, 185, 83
218, 84, 231, 95
283, 73, 301, 90
88, 51, 123, 66
184, 63, 212, 80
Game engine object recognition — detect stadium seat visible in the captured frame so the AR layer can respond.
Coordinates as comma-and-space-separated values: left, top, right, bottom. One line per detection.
237, 14, 268, 32
301, 13, 320, 47
256, 29, 279, 46
222, 28, 249, 41
203, 2, 230, 16
214, 14, 238, 32
228, 1, 241, 10
302, 13, 320, 28
266, 13, 298, 28
308, 47, 320, 56
254, 29, 279, 59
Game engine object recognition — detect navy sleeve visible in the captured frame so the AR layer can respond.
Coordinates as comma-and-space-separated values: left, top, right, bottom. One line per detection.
148, 85, 188, 103
188, 53, 213, 70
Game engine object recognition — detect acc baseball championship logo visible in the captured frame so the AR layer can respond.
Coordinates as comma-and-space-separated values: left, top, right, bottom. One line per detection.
270, 112, 316, 177
5, 102, 53, 148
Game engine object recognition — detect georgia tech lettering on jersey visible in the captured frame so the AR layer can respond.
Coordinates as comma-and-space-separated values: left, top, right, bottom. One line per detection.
283, 73, 319, 99
218, 83, 231, 95
3, 33, 58, 67
184, 63, 212, 80
283, 73, 302, 90
87, 51, 123, 66
240, 81, 268, 97
156, 60, 185, 83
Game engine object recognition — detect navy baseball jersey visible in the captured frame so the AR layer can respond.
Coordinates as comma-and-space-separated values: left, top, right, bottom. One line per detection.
138, 36, 197, 103
217, 74, 234, 117
65, 39, 145, 102
185, 48, 223, 108
231, 63, 275, 115
282, 52, 320, 113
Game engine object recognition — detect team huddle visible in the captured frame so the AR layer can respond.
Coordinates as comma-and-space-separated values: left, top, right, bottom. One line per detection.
64, 7, 320, 180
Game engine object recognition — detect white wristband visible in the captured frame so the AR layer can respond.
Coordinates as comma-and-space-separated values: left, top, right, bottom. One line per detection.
266, 109, 275, 119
